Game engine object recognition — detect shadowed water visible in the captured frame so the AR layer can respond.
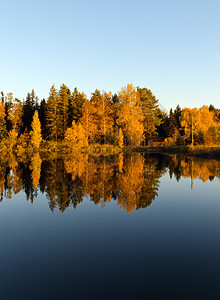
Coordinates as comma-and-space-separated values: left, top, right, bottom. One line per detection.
1, 153, 220, 299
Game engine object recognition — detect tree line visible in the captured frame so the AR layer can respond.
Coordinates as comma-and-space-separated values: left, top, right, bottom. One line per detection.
0, 84, 220, 152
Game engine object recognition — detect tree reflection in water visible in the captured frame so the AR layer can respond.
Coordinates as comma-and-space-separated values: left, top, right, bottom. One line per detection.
0, 153, 219, 212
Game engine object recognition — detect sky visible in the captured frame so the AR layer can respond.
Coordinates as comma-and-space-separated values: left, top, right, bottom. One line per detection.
1, 0, 219, 111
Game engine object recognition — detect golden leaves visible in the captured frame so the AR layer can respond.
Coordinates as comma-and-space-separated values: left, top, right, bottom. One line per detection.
30, 111, 42, 150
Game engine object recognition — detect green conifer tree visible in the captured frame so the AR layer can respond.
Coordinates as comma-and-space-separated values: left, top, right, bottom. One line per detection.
58, 84, 71, 139
137, 87, 161, 143
70, 87, 87, 124
46, 85, 60, 142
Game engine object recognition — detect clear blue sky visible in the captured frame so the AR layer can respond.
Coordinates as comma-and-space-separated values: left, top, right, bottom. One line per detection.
1, 0, 219, 110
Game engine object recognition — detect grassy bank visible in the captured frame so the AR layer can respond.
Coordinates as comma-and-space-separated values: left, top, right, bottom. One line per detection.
161, 145, 220, 159
1, 137, 219, 160
124, 145, 220, 160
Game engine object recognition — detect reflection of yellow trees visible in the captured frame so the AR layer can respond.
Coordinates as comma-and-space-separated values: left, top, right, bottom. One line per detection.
118, 84, 144, 146
137, 158, 162, 209
30, 153, 42, 189
44, 158, 84, 212
6, 155, 23, 198
1, 154, 219, 213
27, 154, 164, 213
170, 155, 220, 183
87, 156, 114, 205
116, 154, 162, 213
44, 159, 59, 211
0, 162, 7, 201
64, 154, 88, 180
65, 155, 116, 205
117, 154, 145, 213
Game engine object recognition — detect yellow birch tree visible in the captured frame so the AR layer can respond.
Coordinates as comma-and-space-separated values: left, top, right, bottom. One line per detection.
117, 84, 144, 146
30, 111, 42, 150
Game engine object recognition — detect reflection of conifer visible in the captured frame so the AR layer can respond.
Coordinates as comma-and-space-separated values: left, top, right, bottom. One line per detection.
137, 158, 162, 209
21, 163, 36, 203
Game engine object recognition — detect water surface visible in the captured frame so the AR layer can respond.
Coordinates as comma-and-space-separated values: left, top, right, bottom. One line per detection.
1, 153, 220, 299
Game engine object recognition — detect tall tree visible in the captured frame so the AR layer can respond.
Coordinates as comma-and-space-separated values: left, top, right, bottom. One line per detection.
90, 90, 114, 144
117, 84, 144, 146
4, 93, 13, 132
209, 105, 220, 122
38, 98, 47, 139
167, 109, 178, 137
46, 85, 60, 141
180, 106, 215, 144
9, 99, 23, 134
30, 111, 42, 150
79, 100, 97, 143
0, 101, 7, 140
174, 105, 182, 128
137, 87, 161, 143
23, 90, 37, 132
0, 91, 4, 102
111, 93, 120, 133
9, 99, 23, 149
58, 84, 71, 139
70, 87, 87, 124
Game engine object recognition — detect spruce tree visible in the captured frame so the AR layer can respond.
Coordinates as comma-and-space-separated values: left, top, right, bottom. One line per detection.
70, 87, 87, 124
46, 85, 60, 141
23, 91, 35, 132
38, 99, 47, 139
58, 84, 71, 139
137, 87, 161, 143
167, 109, 178, 137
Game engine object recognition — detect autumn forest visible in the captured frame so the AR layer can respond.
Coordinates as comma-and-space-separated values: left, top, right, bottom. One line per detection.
0, 83, 220, 157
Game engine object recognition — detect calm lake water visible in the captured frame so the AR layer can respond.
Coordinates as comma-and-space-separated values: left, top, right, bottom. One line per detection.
1, 153, 220, 300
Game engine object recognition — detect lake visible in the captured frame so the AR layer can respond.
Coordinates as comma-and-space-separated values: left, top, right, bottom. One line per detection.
1, 153, 220, 300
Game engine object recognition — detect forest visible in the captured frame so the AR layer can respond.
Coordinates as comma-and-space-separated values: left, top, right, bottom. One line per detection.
0, 83, 220, 156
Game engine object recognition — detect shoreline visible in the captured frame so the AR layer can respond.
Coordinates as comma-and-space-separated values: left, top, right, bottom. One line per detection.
1, 138, 220, 161
125, 145, 220, 160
